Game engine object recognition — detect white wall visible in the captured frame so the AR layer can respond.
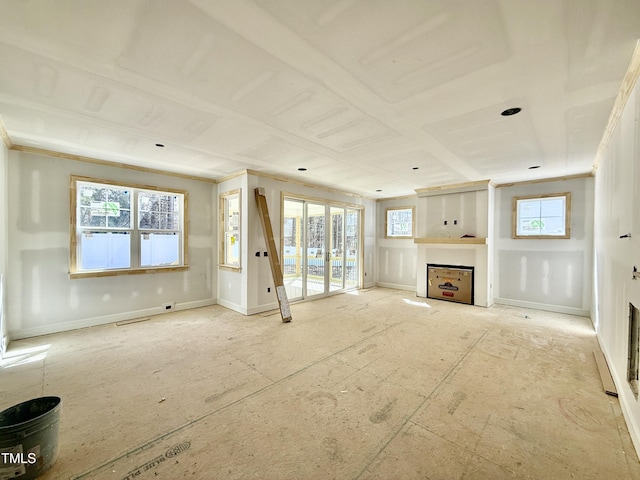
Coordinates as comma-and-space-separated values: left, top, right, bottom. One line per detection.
376, 197, 418, 291
0, 141, 8, 355
362, 198, 377, 289
7, 151, 217, 339
493, 177, 594, 316
216, 174, 247, 314
413, 185, 494, 307
593, 75, 640, 458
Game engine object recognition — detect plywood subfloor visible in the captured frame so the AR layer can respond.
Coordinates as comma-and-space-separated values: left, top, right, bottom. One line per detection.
1, 288, 639, 479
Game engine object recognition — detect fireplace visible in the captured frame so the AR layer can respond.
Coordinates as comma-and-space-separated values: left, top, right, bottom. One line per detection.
427, 264, 474, 305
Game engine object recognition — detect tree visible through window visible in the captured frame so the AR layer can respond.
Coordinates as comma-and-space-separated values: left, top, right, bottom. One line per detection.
70, 176, 186, 275
385, 207, 414, 238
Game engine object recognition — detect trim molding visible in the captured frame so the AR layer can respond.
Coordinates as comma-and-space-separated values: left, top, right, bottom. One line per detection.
247, 169, 371, 200
493, 297, 589, 317
597, 335, 640, 460
593, 39, 640, 171
217, 169, 249, 183
8, 298, 216, 340
376, 194, 417, 203
375, 282, 416, 292
281, 191, 365, 210
495, 172, 593, 188
0, 116, 13, 149
10, 144, 218, 184
215, 298, 247, 315
416, 179, 493, 197
247, 302, 280, 315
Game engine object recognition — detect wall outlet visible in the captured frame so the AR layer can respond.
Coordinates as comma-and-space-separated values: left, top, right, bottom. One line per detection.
162, 302, 175, 312
267, 287, 271, 293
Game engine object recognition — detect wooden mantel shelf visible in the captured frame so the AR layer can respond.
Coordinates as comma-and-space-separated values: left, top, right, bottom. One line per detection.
413, 237, 487, 245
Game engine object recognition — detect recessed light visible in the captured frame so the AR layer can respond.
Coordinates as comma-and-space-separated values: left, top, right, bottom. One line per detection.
528, 165, 541, 169
376, 189, 382, 192
501, 107, 521, 116
297, 167, 307, 171
412, 167, 419, 170
155, 143, 165, 147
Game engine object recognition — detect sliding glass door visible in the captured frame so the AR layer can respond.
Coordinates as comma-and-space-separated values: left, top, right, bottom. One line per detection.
306, 203, 326, 298
283, 197, 361, 301
282, 199, 304, 299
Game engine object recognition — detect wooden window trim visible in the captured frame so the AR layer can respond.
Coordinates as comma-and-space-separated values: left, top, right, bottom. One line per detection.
385, 206, 415, 239
219, 189, 241, 270
511, 192, 571, 239
69, 175, 188, 277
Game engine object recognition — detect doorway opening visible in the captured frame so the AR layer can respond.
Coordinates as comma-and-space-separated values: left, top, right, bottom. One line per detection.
282, 196, 362, 301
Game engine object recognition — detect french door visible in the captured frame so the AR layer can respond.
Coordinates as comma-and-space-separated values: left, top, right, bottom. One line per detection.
283, 197, 360, 301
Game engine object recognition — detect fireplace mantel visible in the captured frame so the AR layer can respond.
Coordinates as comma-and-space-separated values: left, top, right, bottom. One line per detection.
414, 180, 494, 307
414, 237, 487, 245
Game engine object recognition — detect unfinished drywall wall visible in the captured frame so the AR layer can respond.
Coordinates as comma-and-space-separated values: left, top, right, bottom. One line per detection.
362, 200, 376, 289
216, 173, 247, 314
593, 70, 640, 458
0, 141, 8, 354
376, 196, 417, 291
6, 151, 216, 339
493, 176, 593, 315
414, 183, 494, 307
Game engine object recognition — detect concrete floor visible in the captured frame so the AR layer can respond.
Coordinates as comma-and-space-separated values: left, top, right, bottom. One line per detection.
1, 287, 639, 479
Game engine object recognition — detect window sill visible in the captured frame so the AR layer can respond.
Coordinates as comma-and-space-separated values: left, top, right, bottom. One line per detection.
512, 235, 570, 239
219, 264, 242, 272
69, 265, 189, 279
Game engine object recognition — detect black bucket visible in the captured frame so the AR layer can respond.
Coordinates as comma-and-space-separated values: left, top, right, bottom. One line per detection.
0, 396, 61, 479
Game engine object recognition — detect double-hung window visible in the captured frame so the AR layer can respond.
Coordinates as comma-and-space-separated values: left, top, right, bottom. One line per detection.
219, 190, 241, 269
70, 176, 187, 277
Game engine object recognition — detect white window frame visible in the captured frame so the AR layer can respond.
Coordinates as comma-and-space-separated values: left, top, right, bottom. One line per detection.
219, 189, 241, 270
70, 175, 188, 278
512, 192, 571, 239
385, 206, 415, 239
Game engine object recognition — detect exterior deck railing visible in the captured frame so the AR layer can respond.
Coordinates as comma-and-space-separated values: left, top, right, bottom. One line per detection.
283, 255, 357, 282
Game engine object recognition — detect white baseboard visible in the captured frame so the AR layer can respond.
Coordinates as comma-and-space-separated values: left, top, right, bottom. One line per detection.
247, 302, 279, 315
597, 336, 640, 461
215, 298, 246, 315
493, 297, 590, 317
9, 298, 217, 340
375, 282, 416, 292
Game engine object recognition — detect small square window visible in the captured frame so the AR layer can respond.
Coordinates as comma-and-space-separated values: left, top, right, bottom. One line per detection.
385, 207, 414, 239
512, 193, 570, 239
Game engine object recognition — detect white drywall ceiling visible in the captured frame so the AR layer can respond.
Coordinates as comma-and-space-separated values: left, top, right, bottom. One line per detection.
0, 0, 638, 198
